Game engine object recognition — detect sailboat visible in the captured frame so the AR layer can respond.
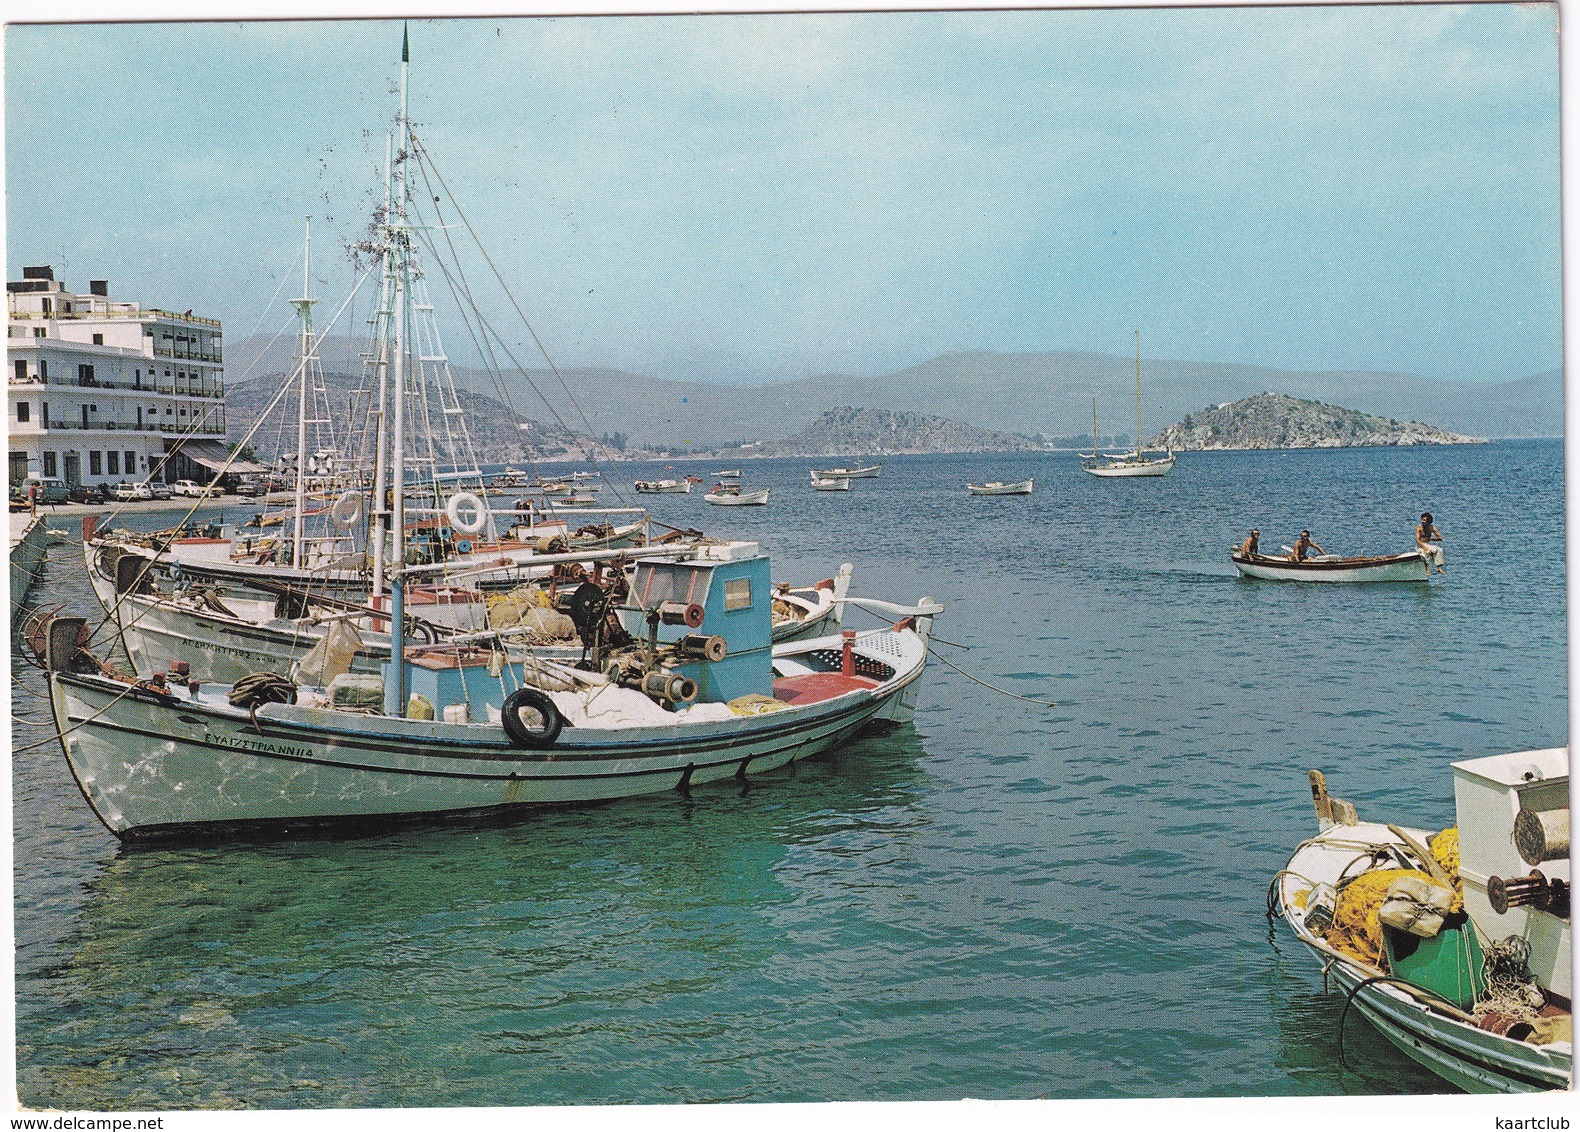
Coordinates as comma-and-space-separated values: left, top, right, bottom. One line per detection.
39, 28, 943, 841
1082, 333, 1176, 478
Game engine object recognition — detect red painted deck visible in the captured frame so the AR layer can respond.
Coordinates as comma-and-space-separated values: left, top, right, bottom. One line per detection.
771, 671, 879, 705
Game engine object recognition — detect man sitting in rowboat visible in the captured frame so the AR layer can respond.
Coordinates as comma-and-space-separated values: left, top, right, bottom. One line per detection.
1236, 529, 1260, 557
1416, 512, 1446, 574
1288, 530, 1324, 561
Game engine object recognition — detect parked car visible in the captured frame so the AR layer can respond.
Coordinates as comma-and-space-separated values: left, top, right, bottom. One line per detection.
148, 481, 174, 500
172, 479, 204, 497
234, 475, 265, 498
112, 481, 153, 502
68, 483, 107, 505
12, 476, 71, 505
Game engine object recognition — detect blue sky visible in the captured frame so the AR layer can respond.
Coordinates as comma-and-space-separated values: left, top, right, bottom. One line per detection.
4, 6, 1561, 385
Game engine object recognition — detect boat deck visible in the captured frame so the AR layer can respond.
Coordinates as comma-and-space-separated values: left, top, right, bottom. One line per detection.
771, 672, 879, 705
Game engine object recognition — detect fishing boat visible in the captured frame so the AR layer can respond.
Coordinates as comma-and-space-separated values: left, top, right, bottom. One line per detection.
771, 564, 853, 643
712, 469, 741, 479
1270, 753, 1571, 1093
41, 543, 939, 838
1082, 334, 1176, 478
810, 462, 881, 479
40, 33, 941, 841
966, 479, 1033, 496
1231, 549, 1434, 583
811, 476, 851, 492
634, 479, 692, 494
705, 484, 769, 506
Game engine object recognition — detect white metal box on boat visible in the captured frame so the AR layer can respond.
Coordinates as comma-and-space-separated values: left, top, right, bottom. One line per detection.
1452, 747, 1571, 1003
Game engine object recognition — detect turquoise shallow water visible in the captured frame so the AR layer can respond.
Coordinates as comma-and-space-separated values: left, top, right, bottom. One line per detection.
11, 440, 1568, 1107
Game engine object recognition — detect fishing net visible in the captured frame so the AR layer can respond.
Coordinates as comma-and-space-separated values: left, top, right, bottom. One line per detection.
1326, 868, 1430, 967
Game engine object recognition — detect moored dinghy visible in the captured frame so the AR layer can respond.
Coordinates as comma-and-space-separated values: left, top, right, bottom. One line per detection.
811, 475, 851, 491
966, 479, 1033, 496
1271, 754, 1571, 1093
704, 483, 769, 506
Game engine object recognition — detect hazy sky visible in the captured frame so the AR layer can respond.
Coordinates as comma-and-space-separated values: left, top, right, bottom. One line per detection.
5, 6, 1561, 385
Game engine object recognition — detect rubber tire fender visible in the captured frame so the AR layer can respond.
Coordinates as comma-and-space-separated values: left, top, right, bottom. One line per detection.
501, 687, 563, 749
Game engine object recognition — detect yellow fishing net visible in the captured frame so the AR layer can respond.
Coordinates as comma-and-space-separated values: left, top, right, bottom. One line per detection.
1321, 827, 1464, 967
728, 694, 791, 716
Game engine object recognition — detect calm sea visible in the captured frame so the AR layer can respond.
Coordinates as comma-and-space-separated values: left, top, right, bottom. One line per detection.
11, 440, 1568, 1108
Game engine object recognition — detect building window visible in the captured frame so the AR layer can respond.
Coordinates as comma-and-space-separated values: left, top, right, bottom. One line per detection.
13, 359, 25, 382
134, 369, 141, 390
32, 327, 45, 338
41, 403, 48, 428
38, 359, 46, 381
41, 298, 52, 315
125, 450, 135, 471
16, 402, 29, 423
9, 452, 27, 488
77, 363, 94, 386
107, 451, 119, 475
92, 333, 104, 345
42, 451, 56, 478
81, 406, 89, 428
89, 451, 102, 476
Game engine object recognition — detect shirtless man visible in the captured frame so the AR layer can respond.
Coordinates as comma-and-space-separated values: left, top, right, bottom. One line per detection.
1236, 529, 1260, 557
1289, 530, 1324, 561
1416, 512, 1445, 574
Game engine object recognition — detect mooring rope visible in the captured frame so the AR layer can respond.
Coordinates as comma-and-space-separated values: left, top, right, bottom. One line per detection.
925, 645, 1058, 709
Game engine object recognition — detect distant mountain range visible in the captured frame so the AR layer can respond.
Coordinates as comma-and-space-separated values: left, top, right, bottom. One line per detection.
1152, 393, 1483, 451
225, 337, 1561, 449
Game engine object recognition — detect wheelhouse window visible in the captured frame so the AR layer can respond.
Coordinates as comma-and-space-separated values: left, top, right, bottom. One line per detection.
723, 577, 752, 611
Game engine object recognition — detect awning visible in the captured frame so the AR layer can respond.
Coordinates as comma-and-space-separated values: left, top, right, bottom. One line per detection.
169, 438, 269, 475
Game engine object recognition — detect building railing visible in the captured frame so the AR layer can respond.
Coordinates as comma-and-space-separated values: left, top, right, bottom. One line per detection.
6, 307, 221, 328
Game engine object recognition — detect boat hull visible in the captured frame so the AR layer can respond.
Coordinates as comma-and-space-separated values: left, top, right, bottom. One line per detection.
1082, 456, 1175, 477
48, 625, 929, 838
966, 480, 1033, 495
1232, 551, 1430, 583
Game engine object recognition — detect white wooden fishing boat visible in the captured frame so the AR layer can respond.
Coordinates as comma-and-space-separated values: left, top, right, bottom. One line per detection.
1231, 549, 1432, 583
811, 476, 851, 492
9, 512, 48, 615
1272, 753, 1571, 1093
705, 485, 769, 506
634, 479, 692, 494
712, 469, 741, 478
1082, 334, 1176, 478
42, 545, 940, 839
772, 563, 853, 643
810, 463, 881, 479
966, 479, 1033, 496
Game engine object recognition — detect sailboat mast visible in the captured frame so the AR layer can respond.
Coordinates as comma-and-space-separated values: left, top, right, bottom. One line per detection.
384, 23, 412, 717
291, 216, 315, 568
1135, 330, 1142, 456
369, 130, 393, 601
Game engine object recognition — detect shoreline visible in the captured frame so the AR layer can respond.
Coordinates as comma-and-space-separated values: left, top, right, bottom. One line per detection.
16, 496, 242, 520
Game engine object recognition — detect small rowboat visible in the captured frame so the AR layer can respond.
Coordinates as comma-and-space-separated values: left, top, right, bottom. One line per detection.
811, 476, 851, 492
810, 463, 881, 479
634, 479, 691, 494
1231, 550, 1433, 583
966, 479, 1033, 496
712, 469, 741, 478
704, 485, 769, 506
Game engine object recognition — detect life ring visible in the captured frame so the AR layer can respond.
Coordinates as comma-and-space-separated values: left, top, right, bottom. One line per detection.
455, 538, 473, 555
331, 490, 363, 529
501, 687, 562, 748
446, 491, 488, 535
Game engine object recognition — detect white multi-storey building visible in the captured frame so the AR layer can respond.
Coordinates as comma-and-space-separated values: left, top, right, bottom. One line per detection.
7, 266, 230, 490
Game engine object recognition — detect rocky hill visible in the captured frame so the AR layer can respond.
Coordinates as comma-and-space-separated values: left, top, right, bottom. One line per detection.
735, 407, 1047, 457
1151, 393, 1484, 450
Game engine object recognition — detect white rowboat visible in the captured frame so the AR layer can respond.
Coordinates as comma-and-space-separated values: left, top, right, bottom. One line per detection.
966, 479, 1033, 496
1231, 550, 1433, 583
705, 487, 769, 506
810, 463, 881, 479
811, 476, 851, 492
